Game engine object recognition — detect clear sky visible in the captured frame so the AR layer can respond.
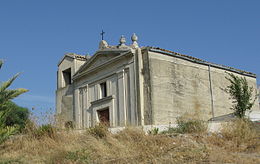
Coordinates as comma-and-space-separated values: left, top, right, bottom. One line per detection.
0, 1, 259, 120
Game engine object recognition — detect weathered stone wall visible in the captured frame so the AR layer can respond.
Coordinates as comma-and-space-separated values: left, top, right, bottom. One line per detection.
148, 51, 259, 125
142, 50, 153, 125
56, 56, 86, 128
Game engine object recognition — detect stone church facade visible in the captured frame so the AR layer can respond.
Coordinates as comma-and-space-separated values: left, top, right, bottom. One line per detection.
56, 34, 259, 129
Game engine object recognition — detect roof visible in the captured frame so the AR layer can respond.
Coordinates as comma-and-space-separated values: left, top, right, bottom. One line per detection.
147, 47, 256, 78
58, 53, 89, 66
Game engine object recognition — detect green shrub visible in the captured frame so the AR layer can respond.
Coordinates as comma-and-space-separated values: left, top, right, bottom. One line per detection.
1, 101, 29, 131
23, 122, 57, 139
33, 124, 56, 139
148, 127, 159, 135
162, 117, 207, 134
0, 126, 18, 144
87, 124, 108, 138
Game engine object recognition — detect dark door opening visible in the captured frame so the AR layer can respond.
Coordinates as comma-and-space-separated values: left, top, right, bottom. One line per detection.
97, 108, 109, 126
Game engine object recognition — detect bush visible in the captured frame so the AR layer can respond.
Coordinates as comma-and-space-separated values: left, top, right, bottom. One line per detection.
87, 124, 108, 138
162, 117, 207, 134
221, 118, 258, 144
34, 124, 56, 139
148, 127, 159, 135
0, 126, 18, 144
23, 121, 57, 139
1, 101, 29, 130
65, 121, 74, 129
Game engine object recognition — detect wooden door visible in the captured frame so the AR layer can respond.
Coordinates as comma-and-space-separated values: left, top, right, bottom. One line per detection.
97, 108, 109, 126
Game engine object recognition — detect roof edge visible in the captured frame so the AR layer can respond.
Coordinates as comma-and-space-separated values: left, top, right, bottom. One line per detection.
57, 53, 88, 66
146, 47, 256, 78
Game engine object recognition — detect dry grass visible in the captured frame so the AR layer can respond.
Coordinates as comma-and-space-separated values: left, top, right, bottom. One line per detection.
0, 119, 259, 164
204, 119, 260, 164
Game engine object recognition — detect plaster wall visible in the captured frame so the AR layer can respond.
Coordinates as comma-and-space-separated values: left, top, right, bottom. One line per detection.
57, 57, 74, 88
148, 51, 259, 125
56, 56, 86, 127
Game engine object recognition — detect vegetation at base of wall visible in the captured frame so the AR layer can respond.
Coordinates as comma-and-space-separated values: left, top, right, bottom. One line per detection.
162, 117, 207, 134
225, 73, 257, 118
147, 127, 159, 135
87, 123, 108, 138
64, 121, 74, 129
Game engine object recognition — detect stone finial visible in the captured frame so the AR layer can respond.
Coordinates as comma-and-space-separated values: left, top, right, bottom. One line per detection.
131, 33, 139, 48
99, 40, 109, 49
119, 35, 126, 46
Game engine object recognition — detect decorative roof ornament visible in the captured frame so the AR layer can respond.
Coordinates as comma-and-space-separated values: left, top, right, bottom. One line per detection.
131, 33, 139, 48
119, 35, 126, 46
99, 40, 109, 49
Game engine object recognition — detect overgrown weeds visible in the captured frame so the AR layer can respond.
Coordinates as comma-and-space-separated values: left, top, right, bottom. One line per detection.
147, 127, 159, 135
0, 119, 259, 163
87, 123, 108, 138
162, 117, 207, 134
208, 118, 259, 152
221, 118, 257, 142
22, 120, 57, 139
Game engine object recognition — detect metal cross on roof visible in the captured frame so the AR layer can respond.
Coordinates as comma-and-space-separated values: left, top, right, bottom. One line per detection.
100, 30, 105, 40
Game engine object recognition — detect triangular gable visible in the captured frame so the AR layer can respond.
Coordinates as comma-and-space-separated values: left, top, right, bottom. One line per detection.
75, 52, 118, 76
58, 55, 74, 66
58, 53, 87, 66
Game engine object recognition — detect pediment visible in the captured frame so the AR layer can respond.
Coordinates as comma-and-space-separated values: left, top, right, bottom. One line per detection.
58, 55, 74, 67
77, 53, 118, 74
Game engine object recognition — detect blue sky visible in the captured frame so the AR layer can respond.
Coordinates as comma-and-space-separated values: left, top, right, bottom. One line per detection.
0, 1, 259, 119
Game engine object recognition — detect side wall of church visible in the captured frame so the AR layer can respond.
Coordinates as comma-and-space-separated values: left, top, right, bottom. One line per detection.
56, 57, 86, 128
148, 51, 259, 125
73, 53, 137, 129
56, 57, 74, 127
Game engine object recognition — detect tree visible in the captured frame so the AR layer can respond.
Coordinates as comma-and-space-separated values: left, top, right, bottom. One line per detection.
1, 101, 29, 130
0, 60, 28, 144
225, 73, 256, 118
0, 61, 28, 110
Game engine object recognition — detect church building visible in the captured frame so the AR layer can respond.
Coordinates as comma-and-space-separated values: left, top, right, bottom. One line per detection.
56, 34, 259, 129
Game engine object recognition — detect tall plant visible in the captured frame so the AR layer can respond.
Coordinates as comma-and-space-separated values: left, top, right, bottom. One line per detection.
225, 73, 256, 118
0, 60, 28, 144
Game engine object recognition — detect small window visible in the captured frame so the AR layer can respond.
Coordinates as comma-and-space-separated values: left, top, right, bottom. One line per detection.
100, 82, 107, 98
62, 68, 71, 86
